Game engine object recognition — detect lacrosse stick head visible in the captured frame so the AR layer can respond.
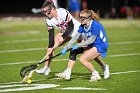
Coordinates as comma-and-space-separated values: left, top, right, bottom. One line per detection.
20, 64, 38, 78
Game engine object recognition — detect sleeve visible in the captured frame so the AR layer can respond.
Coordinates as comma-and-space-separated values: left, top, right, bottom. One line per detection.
77, 35, 96, 47
61, 9, 72, 23
48, 28, 55, 48
64, 32, 81, 49
46, 19, 53, 30
78, 25, 84, 33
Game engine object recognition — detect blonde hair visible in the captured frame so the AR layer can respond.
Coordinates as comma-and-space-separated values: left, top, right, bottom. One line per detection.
80, 9, 100, 21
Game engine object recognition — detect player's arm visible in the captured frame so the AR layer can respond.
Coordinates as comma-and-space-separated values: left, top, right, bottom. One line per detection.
64, 32, 81, 49
48, 28, 55, 48
46, 25, 55, 54
77, 35, 97, 47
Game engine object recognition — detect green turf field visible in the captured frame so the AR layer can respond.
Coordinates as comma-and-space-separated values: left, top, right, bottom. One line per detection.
0, 18, 140, 93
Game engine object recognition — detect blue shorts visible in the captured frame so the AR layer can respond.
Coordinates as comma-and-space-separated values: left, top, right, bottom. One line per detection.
94, 43, 108, 58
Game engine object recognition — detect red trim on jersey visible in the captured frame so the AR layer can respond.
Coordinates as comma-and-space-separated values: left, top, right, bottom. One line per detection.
67, 14, 71, 23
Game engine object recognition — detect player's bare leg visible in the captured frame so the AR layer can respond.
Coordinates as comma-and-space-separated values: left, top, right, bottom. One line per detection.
79, 47, 101, 81
36, 33, 63, 75
94, 55, 110, 79
55, 60, 75, 80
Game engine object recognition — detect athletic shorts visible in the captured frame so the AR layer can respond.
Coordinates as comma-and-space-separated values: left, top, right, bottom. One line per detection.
93, 43, 108, 58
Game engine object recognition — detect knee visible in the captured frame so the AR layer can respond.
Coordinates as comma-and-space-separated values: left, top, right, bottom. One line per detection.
69, 50, 77, 61
79, 57, 86, 64
69, 48, 84, 61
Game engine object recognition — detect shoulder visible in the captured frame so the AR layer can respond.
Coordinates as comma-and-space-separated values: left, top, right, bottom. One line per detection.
57, 8, 68, 13
79, 24, 84, 28
92, 20, 99, 26
91, 20, 105, 34
57, 8, 69, 17
91, 20, 103, 29
46, 18, 53, 26
78, 25, 84, 32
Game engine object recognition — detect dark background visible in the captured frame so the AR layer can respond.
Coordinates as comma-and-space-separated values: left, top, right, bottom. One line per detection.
0, 0, 139, 18
0, 0, 111, 14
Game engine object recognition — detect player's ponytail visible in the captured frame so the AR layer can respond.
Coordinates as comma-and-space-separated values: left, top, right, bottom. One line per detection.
90, 10, 100, 21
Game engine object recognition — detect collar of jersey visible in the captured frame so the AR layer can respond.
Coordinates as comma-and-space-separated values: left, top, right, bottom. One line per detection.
84, 20, 93, 31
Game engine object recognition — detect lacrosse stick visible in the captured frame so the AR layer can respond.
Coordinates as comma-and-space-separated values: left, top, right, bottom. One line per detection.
22, 52, 50, 82
20, 42, 68, 78
20, 50, 70, 79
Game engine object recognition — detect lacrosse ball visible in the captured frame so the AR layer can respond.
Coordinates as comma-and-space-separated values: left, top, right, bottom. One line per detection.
27, 79, 32, 84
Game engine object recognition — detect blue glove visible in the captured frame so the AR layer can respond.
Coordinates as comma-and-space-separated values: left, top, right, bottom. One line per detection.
61, 48, 67, 55
72, 45, 78, 50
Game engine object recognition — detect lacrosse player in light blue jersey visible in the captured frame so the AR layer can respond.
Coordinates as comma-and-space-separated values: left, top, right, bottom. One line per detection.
56, 9, 110, 82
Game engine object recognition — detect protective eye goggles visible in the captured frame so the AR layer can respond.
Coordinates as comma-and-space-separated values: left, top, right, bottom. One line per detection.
79, 16, 90, 21
42, 9, 51, 15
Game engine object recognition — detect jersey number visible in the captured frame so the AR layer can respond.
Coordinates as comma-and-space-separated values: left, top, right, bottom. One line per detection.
100, 30, 106, 42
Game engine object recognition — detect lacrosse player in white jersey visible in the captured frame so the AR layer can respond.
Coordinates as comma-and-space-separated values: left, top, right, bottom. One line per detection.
35, 0, 81, 75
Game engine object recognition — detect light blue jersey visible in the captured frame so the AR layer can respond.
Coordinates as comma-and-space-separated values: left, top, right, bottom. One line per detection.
78, 20, 108, 57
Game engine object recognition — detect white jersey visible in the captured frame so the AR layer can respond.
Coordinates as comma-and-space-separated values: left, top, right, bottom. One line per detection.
52, 0, 58, 8
46, 8, 80, 37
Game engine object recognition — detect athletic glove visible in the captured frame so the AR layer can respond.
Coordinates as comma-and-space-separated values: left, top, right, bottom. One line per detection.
61, 48, 67, 55
72, 45, 78, 50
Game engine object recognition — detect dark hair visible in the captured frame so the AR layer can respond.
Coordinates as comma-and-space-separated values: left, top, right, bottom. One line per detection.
42, 0, 55, 9
80, 9, 100, 21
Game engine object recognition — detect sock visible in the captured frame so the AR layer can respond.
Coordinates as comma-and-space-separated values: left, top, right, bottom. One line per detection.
92, 70, 98, 76
66, 68, 71, 72
44, 66, 48, 69
102, 64, 106, 71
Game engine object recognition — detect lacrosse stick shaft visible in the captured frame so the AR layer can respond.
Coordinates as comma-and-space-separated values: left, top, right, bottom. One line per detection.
52, 41, 61, 49
38, 49, 71, 64
40, 53, 50, 62
40, 42, 61, 63
38, 53, 61, 64
28, 70, 35, 77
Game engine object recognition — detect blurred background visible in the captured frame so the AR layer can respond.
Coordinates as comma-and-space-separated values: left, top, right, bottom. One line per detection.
0, 0, 139, 19
0, 1, 140, 91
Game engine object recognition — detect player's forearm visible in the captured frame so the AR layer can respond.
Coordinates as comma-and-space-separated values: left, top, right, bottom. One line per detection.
48, 28, 54, 48
64, 33, 81, 49
77, 35, 96, 47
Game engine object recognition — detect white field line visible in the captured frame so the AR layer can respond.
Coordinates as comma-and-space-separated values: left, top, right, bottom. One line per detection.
56, 87, 107, 90
16, 31, 40, 34
0, 59, 69, 66
109, 41, 140, 45
108, 34, 140, 37
0, 41, 140, 53
0, 48, 46, 53
0, 53, 140, 66
111, 70, 140, 75
0, 70, 139, 92
107, 53, 140, 57
0, 84, 60, 92
0, 37, 140, 44
0, 70, 140, 85
0, 38, 48, 44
